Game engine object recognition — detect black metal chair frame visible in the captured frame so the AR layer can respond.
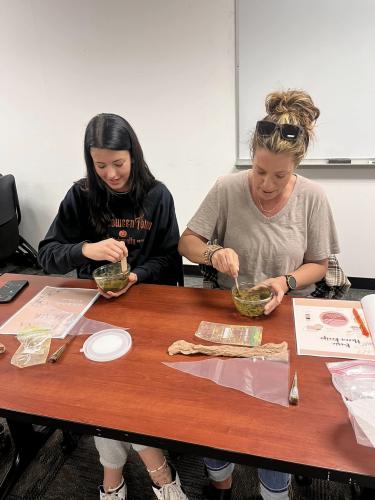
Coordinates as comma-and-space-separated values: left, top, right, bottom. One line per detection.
0, 173, 38, 265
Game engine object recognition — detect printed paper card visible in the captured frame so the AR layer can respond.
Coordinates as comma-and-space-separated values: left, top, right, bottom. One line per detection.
293, 296, 375, 360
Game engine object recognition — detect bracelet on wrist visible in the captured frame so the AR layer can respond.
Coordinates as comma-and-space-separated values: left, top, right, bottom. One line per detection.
203, 244, 224, 266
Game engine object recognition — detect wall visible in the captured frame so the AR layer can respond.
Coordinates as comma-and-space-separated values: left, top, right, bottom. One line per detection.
0, 0, 236, 252
300, 167, 375, 280
1, 1, 373, 279
235, 0, 375, 279
237, 0, 375, 161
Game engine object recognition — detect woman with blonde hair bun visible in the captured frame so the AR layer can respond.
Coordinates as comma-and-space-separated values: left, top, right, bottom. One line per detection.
179, 89, 340, 500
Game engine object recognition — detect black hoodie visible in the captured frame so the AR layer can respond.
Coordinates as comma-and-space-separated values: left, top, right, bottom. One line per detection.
38, 181, 182, 285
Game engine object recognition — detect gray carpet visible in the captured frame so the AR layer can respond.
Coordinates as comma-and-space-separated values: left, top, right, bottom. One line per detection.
0, 420, 356, 499
0, 258, 373, 499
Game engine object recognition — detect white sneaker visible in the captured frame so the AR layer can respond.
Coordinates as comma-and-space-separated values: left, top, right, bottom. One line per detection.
99, 479, 127, 500
152, 470, 189, 500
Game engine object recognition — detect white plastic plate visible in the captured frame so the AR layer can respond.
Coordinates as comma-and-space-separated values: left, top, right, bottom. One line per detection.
80, 328, 132, 362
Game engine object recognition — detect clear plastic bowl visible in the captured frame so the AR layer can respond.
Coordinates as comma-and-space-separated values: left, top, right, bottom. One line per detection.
231, 282, 273, 317
93, 262, 130, 293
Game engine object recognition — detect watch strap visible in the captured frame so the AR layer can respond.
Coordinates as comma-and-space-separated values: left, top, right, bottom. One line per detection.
284, 274, 296, 292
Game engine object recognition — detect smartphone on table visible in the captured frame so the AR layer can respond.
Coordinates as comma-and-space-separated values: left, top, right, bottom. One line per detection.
0, 280, 29, 303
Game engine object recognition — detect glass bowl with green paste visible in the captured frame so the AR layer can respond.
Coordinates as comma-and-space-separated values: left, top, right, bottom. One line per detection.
93, 262, 130, 293
231, 282, 273, 317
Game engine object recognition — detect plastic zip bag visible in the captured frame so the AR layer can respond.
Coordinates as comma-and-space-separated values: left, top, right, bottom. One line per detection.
327, 359, 375, 447
327, 360, 375, 400
11, 329, 52, 368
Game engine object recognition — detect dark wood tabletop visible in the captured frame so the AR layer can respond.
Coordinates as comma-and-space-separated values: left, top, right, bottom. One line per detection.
1, 273, 375, 487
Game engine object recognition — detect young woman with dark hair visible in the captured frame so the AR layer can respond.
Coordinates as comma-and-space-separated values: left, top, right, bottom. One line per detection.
38, 114, 187, 499
39, 113, 182, 294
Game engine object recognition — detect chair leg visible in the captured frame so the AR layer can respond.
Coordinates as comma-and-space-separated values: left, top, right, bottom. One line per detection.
0, 420, 54, 500
60, 430, 80, 454
294, 475, 312, 487
350, 484, 375, 500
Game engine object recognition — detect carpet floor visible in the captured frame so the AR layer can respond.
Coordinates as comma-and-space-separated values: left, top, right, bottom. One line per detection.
0, 419, 360, 500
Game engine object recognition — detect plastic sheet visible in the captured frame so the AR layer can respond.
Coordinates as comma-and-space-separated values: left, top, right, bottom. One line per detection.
327, 360, 375, 447
0, 286, 99, 338
68, 316, 129, 336
164, 354, 290, 406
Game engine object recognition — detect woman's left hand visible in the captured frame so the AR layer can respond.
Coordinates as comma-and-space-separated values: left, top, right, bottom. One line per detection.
261, 276, 289, 315
98, 272, 138, 299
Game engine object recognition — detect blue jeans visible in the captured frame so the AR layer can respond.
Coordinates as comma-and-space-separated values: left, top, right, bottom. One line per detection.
258, 468, 290, 494
204, 458, 289, 493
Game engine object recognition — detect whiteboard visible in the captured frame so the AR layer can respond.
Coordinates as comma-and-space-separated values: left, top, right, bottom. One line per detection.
237, 0, 375, 162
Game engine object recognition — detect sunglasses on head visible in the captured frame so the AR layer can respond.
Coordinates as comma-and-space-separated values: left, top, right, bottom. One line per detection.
256, 120, 303, 141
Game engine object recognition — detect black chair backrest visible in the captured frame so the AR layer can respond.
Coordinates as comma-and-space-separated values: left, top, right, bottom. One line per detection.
0, 174, 21, 261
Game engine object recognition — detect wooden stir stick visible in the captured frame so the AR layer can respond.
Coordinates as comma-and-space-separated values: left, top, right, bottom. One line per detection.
121, 256, 128, 274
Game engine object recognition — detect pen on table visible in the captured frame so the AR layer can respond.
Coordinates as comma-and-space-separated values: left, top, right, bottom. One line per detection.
352, 308, 370, 337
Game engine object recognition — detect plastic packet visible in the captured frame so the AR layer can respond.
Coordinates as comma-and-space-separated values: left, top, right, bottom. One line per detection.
164, 353, 290, 406
327, 359, 375, 447
327, 360, 375, 400
346, 399, 375, 447
195, 320, 262, 347
11, 329, 52, 368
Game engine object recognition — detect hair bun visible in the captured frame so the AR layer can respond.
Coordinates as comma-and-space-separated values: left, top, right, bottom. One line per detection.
265, 89, 320, 129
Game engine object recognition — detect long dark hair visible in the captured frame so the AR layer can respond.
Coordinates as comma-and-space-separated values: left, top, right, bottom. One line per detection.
83, 113, 156, 235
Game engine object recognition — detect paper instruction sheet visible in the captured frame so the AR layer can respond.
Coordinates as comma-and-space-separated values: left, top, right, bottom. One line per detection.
293, 295, 375, 360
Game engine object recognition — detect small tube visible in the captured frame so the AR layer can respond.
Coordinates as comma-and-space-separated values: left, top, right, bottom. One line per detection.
289, 372, 299, 405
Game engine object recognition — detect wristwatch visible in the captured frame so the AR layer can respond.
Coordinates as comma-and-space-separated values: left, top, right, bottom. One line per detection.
285, 274, 297, 292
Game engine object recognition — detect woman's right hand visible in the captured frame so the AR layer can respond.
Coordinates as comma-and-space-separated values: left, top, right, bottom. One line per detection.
210, 248, 239, 278
82, 238, 128, 262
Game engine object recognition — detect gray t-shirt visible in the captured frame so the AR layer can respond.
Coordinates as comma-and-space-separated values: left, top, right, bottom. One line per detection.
188, 171, 340, 295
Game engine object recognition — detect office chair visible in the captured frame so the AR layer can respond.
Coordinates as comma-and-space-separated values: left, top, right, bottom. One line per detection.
0, 173, 38, 265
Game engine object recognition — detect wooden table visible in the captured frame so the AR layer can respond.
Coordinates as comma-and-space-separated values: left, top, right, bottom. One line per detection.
0, 272, 375, 494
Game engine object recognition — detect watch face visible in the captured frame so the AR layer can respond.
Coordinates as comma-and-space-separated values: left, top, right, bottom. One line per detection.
287, 275, 297, 289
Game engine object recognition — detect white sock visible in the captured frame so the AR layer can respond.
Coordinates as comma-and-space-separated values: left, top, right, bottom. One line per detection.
260, 483, 289, 500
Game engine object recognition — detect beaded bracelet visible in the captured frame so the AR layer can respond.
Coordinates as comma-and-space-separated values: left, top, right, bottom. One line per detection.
203, 244, 224, 265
